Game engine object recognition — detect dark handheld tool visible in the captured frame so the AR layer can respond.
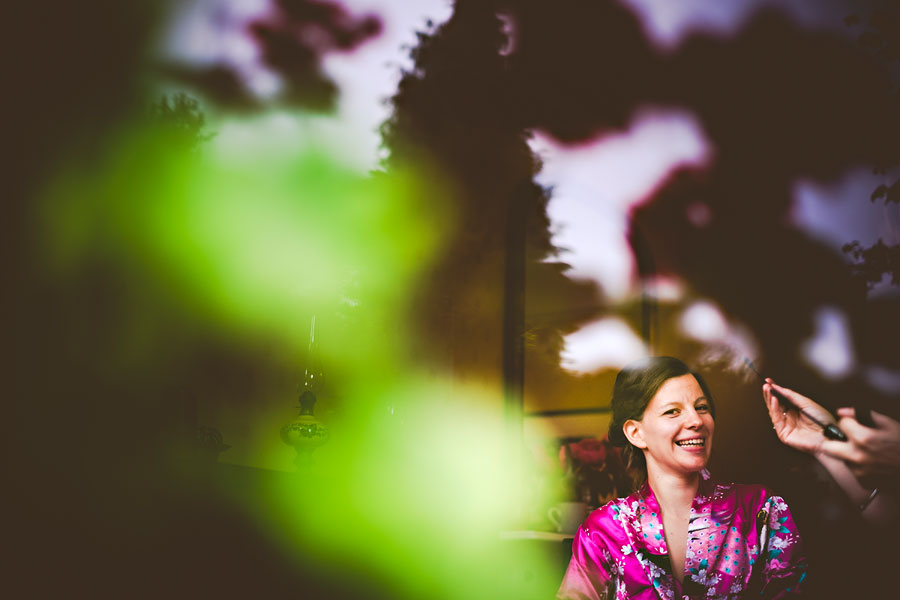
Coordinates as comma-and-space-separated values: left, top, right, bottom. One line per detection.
744, 359, 847, 442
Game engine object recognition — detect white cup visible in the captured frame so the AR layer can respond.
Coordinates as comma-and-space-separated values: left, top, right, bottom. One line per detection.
548, 501, 588, 535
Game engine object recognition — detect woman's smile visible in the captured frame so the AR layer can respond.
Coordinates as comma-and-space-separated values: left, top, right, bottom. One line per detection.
674, 436, 707, 450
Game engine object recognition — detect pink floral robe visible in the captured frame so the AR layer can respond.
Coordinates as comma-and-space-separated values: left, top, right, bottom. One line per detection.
557, 473, 807, 599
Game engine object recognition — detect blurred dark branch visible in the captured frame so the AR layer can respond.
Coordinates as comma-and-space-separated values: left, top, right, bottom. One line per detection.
843, 239, 900, 288
162, 0, 382, 113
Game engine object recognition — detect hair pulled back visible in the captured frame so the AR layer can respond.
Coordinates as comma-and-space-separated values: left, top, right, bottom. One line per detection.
607, 356, 715, 484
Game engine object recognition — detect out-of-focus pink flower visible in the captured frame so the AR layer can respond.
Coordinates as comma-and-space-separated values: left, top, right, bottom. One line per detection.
555, 436, 631, 506
569, 437, 607, 465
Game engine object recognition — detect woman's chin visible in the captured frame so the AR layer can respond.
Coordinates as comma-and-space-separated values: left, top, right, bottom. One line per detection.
649, 456, 711, 477
680, 457, 710, 473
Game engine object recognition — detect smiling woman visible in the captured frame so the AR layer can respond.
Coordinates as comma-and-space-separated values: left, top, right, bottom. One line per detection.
557, 357, 808, 599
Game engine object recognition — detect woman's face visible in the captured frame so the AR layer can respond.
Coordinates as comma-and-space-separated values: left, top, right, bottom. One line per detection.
624, 374, 714, 478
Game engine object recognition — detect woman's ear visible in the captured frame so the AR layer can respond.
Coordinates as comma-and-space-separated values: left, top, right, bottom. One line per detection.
623, 419, 647, 449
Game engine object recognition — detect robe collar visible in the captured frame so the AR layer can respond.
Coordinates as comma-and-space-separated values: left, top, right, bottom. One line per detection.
630, 469, 716, 556
622, 470, 718, 598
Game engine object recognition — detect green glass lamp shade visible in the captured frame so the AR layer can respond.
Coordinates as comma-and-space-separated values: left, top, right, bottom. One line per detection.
281, 390, 329, 451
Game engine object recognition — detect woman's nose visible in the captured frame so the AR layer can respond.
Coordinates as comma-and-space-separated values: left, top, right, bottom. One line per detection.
684, 408, 702, 428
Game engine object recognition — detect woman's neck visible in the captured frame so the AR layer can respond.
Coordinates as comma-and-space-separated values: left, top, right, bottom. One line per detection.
646, 468, 700, 511
645, 468, 701, 586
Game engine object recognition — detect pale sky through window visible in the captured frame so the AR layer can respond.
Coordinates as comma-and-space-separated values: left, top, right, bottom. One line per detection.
530, 108, 711, 302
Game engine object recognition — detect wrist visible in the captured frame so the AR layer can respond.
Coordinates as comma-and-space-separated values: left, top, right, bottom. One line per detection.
809, 438, 827, 458
859, 487, 880, 512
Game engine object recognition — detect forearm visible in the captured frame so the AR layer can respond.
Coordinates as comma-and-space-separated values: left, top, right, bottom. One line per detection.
814, 452, 897, 523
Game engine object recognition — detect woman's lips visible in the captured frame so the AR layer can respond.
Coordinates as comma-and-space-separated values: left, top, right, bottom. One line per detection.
675, 437, 706, 450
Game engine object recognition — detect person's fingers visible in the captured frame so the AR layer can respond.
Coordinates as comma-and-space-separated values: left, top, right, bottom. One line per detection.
768, 394, 781, 427
836, 408, 900, 431
764, 385, 802, 447
765, 379, 819, 411
761, 381, 772, 404
835, 416, 876, 448
869, 409, 900, 431
767, 379, 842, 431
835, 407, 855, 419
763, 384, 784, 429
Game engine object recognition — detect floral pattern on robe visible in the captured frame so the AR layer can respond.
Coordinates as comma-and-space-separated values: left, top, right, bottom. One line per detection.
557, 474, 807, 599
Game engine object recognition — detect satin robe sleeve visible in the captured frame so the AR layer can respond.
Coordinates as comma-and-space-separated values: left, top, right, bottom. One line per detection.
557, 509, 619, 600
757, 495, 808, 598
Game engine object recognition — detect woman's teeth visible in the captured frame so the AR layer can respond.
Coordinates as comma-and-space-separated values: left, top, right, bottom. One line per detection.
676, 439, 704, 447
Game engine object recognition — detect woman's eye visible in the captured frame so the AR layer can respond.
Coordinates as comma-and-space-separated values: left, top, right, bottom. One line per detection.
696, 404, 710, 412
664, 408, 679, 415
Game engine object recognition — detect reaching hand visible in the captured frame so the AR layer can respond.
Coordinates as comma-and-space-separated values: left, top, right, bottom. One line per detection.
761, 379, 837, 455
820, 409, 900, 479
762, 379, 899, 521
